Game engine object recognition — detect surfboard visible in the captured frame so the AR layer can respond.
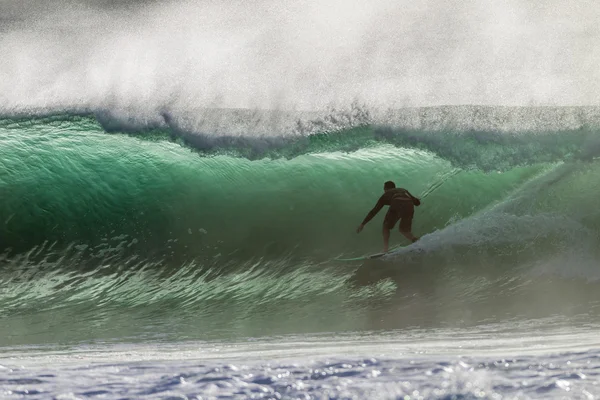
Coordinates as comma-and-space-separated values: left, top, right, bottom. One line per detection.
333, 244, 405, 261
334, 252, 387, 261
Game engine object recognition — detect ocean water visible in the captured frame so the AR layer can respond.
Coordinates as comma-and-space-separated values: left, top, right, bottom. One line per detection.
3, 0, 600, 397
2, 322, 600, 399
2, 108, 600, 399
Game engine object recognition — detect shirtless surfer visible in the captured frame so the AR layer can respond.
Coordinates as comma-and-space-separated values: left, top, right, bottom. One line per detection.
356, 181, 421, 252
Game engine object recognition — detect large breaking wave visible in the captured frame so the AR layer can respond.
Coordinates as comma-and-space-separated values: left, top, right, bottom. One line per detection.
2, 106, 600, 345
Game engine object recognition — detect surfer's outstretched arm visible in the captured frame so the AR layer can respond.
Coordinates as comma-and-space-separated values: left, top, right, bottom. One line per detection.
356, 199, 384, 233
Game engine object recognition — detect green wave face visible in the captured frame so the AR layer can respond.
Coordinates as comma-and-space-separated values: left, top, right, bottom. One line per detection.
2, 112, 600, 345
1, 115, 548, 260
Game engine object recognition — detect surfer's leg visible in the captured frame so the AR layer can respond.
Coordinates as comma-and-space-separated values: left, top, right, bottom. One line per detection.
400, 229, 419, 243
399, 206, 419, 243
382, 209, 399, 252
382, 227, 390, 252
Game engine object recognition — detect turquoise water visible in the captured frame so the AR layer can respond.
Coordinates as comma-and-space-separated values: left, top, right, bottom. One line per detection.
0, 113, 572, 259
2, 110, 600, 347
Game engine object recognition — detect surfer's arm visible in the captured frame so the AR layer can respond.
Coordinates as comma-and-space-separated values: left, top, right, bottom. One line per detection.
357, 199, 384, 232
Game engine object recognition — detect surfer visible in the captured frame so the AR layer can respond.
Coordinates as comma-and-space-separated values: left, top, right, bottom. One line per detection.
356, 181, 421, 252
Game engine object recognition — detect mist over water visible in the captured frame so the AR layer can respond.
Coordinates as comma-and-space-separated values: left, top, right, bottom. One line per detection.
2, 0, 600, 115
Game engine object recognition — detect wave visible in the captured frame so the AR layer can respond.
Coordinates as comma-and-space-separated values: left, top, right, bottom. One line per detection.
2, 110, 562, 259
2, 107, 600, 342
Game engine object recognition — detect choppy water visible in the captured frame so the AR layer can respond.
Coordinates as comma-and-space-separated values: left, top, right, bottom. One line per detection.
3, 321, 600, 399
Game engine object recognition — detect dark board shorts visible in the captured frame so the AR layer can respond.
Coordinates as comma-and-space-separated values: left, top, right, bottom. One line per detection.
383, 198, 414, 232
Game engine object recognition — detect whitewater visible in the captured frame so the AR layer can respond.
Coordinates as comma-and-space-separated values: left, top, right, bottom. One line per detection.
3, 0, 600, 398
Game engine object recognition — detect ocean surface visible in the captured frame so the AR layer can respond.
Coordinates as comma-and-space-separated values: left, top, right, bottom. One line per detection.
2, 105, 600, 398
4, 0, 600, 396
2, 321, 600, 399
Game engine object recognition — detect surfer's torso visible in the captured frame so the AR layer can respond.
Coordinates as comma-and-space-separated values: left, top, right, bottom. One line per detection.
377, 188, 413, 207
